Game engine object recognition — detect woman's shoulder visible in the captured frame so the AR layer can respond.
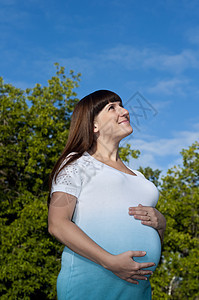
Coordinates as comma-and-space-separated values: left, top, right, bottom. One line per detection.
62, 152, 83, 165
60, 151, 101, 185
64, 151, 91, 165
61, 151, 96, 173
51, 152, 83, 198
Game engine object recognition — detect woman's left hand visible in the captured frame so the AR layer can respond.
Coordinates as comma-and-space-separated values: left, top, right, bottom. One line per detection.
128, 204, 166, 231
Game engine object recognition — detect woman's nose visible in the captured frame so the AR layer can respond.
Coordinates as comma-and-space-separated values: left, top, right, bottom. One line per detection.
119, 106, 129, 116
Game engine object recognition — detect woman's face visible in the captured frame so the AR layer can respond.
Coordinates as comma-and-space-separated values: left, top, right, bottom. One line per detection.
93, 101, 133, 143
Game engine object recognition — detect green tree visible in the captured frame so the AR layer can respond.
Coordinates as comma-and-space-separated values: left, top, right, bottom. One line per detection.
0, 64, 81, 299
0, 65, 139, 299
151, 141, 199, 299
119, 143, 140, 162
138, 166, 162, 187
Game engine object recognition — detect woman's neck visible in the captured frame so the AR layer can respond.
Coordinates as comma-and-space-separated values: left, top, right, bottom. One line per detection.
88, 142, 120, 162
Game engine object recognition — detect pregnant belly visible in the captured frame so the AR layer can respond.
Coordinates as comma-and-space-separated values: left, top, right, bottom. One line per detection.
79, 215, 161, 271
120, 220, 162, 268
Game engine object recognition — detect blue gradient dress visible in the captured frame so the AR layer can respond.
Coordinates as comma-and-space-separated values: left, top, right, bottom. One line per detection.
51, 152, 161, 300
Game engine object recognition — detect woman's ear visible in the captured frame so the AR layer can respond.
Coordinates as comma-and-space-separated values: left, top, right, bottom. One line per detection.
93, 123, 98, 133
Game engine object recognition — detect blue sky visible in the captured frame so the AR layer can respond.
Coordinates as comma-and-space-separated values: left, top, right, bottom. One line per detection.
1, 0, 199, 176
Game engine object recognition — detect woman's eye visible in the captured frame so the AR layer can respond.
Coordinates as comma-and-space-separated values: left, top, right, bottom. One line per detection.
109, 105, 114, 110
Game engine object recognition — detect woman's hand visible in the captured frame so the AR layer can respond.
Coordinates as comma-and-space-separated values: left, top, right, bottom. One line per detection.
129, 204, 166, 230
128, 204, 166, 243
105, 251, 155, 284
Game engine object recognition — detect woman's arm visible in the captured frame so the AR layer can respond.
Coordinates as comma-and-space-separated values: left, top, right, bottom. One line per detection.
128, 204, 166, 244
48, 192, 155, 284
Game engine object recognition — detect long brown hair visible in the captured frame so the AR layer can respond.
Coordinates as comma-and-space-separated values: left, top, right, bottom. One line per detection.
48, 90, 122, 205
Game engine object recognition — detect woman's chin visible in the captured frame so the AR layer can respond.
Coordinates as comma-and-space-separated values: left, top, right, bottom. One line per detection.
121, 126, 133, 138
118, 132, 133, 143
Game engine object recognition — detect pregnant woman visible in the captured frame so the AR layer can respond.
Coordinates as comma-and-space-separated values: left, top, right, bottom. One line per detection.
48, 90, 166, 300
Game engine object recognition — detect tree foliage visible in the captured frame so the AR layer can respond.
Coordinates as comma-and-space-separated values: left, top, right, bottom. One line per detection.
151, 141, 199, 299
138, 166, 162, 187
0, 65, 139, 299
0, 65, 81, 299
119, 143, 140, 163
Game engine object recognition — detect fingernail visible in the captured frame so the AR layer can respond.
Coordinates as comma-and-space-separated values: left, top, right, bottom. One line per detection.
144, 277, 148, 280
141, 251, 146, 255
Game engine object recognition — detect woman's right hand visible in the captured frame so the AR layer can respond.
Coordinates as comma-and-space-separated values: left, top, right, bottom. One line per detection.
105, 251, 155, 284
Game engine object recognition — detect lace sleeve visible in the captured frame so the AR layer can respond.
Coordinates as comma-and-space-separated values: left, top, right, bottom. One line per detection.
50, 161, 82, 198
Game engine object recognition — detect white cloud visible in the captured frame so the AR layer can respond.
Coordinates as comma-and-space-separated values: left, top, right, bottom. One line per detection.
167, 156, 183, 171
0, 0, 16, 5
56, 57, 96, 77
147, 78, 189, 95
192, 122, 199, 130
151, 99, 171, 111
5, 43, 198, 92
130, 152, 163, 171
100, 45, 199, 74
37, 44, 199, 81
127, 127, 199, 172
143, 49, 199, 73
186, 27, 199, 45
133, 130, 198, 156
0, 6, 28, 24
